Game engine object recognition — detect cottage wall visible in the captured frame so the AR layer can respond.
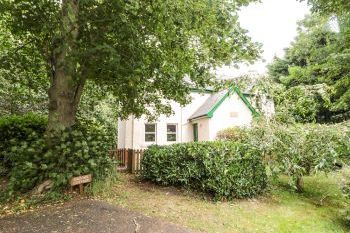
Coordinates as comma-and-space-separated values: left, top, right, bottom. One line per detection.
118, 92, 211, 149
190, 117, 210, 141
117, 117, 134, 149
209, 92, 252, 140
118, 91, 256, 149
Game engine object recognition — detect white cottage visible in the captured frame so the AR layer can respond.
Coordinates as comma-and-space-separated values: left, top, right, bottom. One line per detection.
117, 86, 264, 150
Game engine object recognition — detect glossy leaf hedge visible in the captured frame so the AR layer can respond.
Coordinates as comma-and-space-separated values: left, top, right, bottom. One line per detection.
0, 114, 115, 194
0, 113, 47, 173
141, 141, 267, 200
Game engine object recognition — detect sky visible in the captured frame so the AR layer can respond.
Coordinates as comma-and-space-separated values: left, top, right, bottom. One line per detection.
216, 0, 310, 78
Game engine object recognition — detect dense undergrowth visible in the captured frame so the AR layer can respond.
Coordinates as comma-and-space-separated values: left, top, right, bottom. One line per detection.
0, 113, 115, 198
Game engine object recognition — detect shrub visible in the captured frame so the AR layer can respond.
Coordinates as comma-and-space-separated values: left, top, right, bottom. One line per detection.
216, 127, 248, 142
217, 122, 350, 191
0, 114, 116, 194
142, 141, 268, 200
0, 113, 47, 173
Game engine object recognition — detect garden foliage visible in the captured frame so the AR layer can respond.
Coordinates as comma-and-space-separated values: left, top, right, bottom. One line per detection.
339, 167, 350, 225
142, 141, 268, 200
0, 114, 115, 194
268, 14, 350, 123
0, 113, 47, 174
0, 0, 260, 130
217, 122, 350, 191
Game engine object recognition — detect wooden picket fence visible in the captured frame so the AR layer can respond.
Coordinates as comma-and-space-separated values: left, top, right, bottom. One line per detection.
131, 149, 144, 174
109, 148, 144, 174
109, 148, 129, 168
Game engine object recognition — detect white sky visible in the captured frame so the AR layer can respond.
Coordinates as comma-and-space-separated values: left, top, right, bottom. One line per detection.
216, 0, 310, 78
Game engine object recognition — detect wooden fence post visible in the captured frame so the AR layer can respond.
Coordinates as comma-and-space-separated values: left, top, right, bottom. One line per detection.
131, 149, 136, 174
126, 149, 131, 172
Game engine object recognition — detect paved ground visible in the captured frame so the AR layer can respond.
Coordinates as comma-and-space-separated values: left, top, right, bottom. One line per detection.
0, 200, 191, 233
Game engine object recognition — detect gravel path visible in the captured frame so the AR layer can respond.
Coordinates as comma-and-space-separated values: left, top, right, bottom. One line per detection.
0, 200, 191, 233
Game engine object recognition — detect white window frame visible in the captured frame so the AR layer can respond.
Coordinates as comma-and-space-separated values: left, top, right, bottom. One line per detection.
166, 123, 177, 142
145, 123, 157, 142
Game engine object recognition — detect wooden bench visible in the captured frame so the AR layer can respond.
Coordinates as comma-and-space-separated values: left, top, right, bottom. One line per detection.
69, 174, 92, 194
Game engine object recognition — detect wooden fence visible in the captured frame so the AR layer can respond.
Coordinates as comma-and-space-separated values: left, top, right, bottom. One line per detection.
109, 149, 144, 174
131, 149, 144, 174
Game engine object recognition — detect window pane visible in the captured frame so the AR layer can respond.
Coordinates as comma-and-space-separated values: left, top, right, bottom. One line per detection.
167, 124, 176, 133
145, 124, 156, 133
145, 133, 155, 142
167, 134, 176, 142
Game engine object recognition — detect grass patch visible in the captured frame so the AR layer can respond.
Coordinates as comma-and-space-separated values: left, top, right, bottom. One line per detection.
86, 168, 120, 199
1, 169, 348, 232
99, 171, 349, 233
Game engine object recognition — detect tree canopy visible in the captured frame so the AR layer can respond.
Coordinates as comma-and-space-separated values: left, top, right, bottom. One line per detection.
268, 14, 350, 123
0, 0, 260, 130
303, 0, 350, 15
0, 19, 48, 115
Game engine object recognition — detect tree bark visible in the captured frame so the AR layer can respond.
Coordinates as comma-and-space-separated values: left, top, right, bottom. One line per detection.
296, 176, 304, 192
47, 0, 82, 131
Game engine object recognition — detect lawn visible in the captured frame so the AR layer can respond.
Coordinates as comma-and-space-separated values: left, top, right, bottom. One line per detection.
92, 171, 349, 233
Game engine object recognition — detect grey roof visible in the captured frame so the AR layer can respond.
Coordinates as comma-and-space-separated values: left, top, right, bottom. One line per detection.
189, 90, 227, 120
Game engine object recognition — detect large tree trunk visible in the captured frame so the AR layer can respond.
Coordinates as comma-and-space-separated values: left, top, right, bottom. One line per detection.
47, 0, 83, 131
47, 63, 84, 131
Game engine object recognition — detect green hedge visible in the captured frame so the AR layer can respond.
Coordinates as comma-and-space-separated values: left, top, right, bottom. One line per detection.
0, 114, 115, 194
0, 113, 47, 174
141, 141, 268, 200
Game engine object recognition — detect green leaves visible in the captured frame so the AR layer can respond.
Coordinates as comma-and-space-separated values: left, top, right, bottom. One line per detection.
304, 0, 350, 15
142, 141, 267, 200
0, 114, 115, 194
276, 84, 332, 123
218, 122, 350, 191
0, 17, 49, 116
1, 0, 260, 121
268, 13, 350, 122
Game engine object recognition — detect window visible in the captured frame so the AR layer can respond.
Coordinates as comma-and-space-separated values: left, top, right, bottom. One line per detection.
145, 124, 156, 142
167, 124, 177, 142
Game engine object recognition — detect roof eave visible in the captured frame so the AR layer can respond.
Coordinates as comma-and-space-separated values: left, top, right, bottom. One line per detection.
189, 87, 215, 94
188, 114, 210, 122
189, 85, 260, 121
207, 86, 260, 118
